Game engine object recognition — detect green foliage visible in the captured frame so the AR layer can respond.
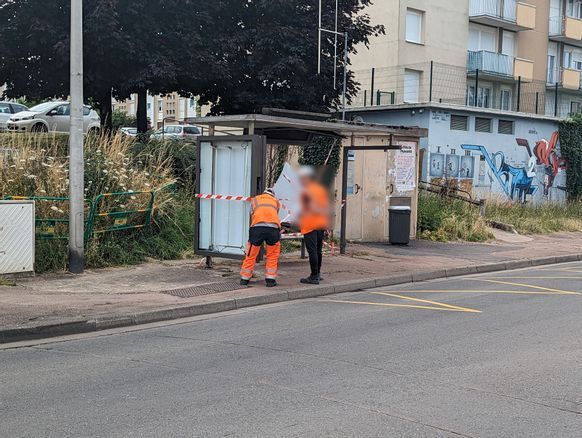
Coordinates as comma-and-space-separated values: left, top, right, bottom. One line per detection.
132, 139, 197, 191
558, 114, 582, 200
299, 137, 342, 187
486, 201, 582, 234
417, 192, 492, 242
35, 194, 194, 273
112, 110, 137, 131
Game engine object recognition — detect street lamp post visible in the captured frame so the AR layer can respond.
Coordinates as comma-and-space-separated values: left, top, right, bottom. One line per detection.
69, 0, 85, 274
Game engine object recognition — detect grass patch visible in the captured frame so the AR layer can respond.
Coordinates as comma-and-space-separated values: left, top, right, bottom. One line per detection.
485, 201, 582, 234
417, 192, 493, 242
34, 194, 194, 273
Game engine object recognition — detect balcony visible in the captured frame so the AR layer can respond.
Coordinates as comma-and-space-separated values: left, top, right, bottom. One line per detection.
549, 15, 582, 47
469, 0, 536, 31
468, 51, 534, 82
547, 67, 581, 90
468, 50, 513, 78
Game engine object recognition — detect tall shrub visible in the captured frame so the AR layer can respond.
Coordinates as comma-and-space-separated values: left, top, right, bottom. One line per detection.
558, 114, 582, 201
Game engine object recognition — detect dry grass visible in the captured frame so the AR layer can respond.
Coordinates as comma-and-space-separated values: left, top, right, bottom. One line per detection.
485, 201, 582, 234
0, 132, 175, 220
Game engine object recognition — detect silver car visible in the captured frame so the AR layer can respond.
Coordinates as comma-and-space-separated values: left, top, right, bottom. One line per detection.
7, 101, 101, 134
0, 101, 28, 132
151, 124, 201, 142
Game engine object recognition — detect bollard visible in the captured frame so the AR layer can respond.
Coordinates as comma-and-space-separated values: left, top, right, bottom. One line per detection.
479, 199, 486, 217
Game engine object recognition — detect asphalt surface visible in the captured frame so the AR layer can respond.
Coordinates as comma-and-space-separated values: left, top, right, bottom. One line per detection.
2, 262, 582, 437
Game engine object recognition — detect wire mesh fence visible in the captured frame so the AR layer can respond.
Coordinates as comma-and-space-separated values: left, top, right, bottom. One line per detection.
349, 60, 582, 119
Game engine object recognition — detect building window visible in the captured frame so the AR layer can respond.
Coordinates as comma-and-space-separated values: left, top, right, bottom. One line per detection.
147, 103, 152, 111
467, 85, 491, 108
403, 69, 421, 103
570, 101, 581, 114
498, 119, 514, 135
500, 89, 512, 111
475, 117, 492, 133
158, 101, 163, 111
405, 9, 423, 44
450, 115, 468, 131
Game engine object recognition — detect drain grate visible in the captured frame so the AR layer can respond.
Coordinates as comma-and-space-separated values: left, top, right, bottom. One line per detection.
161, 280, 245, 298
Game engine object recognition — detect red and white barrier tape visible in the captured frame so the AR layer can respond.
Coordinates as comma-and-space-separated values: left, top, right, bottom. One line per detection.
195, 193, 253, 202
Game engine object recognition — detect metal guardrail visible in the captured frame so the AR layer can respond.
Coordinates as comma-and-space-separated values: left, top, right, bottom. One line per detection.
4, 183, 174, 241
419, 180, 487, 216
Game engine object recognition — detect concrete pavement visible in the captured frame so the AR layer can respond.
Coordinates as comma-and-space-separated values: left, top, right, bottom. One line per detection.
2, 232, 582, 342
2, 261, 582, 437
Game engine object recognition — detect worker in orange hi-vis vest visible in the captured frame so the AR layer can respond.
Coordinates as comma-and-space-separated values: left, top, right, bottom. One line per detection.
298, 166, 331, 285
240, 188, 281, 288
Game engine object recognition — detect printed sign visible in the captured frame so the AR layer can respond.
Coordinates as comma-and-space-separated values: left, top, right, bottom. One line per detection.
395, 143, 416, 192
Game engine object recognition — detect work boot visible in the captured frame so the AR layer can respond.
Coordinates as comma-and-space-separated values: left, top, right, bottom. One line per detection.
300, 276, 320, 285
265, 279, 277, 288
240, 279, 250, 286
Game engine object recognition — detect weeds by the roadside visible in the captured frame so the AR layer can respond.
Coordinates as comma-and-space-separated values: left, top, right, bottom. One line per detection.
34, 194, 195, 273
485, 201, 582, 234
417, 192, 492, 242
418, 191, 582, 242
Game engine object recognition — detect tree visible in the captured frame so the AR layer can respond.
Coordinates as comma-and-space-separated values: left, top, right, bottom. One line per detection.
0, 0, 382, 130
0, 0, 130, 131
205, 0, 383, 115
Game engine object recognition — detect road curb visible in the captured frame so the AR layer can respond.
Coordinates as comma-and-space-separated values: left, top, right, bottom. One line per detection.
2, 253, 581, 344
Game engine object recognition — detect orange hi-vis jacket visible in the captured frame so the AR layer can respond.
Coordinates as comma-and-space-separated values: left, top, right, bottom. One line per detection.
250, 193, 281, 228
300, 181, 330, 234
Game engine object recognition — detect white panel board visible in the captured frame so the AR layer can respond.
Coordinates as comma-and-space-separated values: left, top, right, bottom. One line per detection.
0, 201, 35, 274
198, 140, 252, 256
273, 163, 301, 224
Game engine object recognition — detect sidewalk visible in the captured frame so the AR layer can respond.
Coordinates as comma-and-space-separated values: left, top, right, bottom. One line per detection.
2, 231, 582, 342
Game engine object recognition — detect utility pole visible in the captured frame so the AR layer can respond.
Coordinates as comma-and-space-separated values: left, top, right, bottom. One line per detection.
69, 0, 84, 274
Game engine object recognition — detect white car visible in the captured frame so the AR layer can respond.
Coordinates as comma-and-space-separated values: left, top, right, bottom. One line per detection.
151, 124, 201, 141
120, 127, 138, 137
0, 101, 28, 132
7, 101, 101, 134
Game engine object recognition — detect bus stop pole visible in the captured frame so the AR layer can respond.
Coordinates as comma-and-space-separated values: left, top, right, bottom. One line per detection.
340, 136, 353, 255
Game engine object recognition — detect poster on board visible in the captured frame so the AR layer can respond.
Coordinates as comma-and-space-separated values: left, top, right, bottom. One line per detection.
395, 143, 416, 192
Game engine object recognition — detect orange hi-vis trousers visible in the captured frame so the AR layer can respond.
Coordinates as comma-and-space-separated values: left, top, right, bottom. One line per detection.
240, 226, 281, 281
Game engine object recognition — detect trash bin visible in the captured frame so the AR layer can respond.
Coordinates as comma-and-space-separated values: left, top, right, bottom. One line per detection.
388, 206, 411, 245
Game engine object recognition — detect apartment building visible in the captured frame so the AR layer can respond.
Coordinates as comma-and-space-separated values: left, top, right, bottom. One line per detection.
112, 92, 202, 128
348, 0, 569, 204
351, 0, 582, 118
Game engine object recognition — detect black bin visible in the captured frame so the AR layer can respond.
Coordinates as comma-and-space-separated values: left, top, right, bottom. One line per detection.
388, 206, 411, 245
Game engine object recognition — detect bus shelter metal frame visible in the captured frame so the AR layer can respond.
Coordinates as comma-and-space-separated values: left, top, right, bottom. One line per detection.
188, 113, 427, 260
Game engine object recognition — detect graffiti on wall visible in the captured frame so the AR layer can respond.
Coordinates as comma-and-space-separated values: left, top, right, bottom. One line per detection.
456, 131, 565, 203
461, 144, 537, 203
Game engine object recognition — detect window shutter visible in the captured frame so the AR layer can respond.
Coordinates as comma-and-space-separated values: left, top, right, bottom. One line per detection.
450, 115, 468, 131
475, 117, 492, 133
498, 120, 514, 135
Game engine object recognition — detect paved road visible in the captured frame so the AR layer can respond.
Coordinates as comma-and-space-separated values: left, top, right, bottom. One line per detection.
2, 262, 582, 437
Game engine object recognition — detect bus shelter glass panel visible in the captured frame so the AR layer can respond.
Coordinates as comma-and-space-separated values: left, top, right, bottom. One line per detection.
198, 139, 252, 257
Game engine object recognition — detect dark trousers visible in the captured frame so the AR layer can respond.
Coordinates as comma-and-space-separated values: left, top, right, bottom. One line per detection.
304, 230, 324, 277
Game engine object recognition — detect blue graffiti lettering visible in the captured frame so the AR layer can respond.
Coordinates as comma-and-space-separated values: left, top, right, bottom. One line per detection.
461, 144, 537, 203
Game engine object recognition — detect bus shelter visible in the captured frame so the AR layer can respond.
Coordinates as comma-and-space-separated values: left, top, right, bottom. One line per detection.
187, 111, 427, 259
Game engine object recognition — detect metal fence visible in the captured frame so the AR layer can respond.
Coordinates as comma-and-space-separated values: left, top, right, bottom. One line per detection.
4, 184, 173, 241
350, 61, 581, 118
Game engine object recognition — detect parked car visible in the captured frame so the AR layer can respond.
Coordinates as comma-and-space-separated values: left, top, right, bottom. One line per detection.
0, 101, 28, 132
151, 124, 201, 142
7, 101, 101, 134
120, 127, 138, 137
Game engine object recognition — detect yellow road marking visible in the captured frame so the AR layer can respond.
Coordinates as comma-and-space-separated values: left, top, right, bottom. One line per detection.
371, 290, 575, 295
371, 292, 480, 313
539, 268, 582, 273
321, 299, 481, 313
485, 276, 582, 280
475, 279, 580, 295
